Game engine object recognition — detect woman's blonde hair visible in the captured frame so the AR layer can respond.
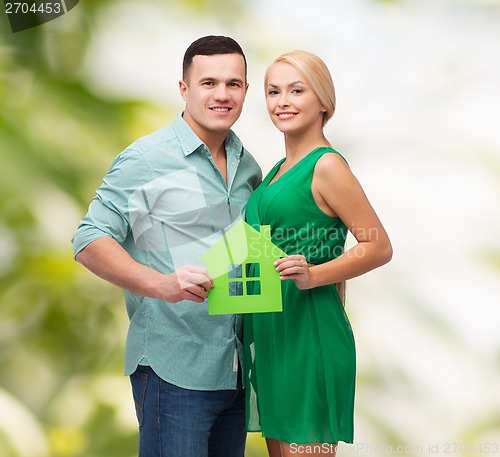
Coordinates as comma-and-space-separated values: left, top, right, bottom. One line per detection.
264, 50, 336, 127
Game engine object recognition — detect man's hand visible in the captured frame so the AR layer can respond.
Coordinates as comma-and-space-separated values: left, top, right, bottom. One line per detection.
159, 265, 214, 303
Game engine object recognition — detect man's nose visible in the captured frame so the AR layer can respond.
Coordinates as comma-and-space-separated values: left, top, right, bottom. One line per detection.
214, 84, 230, 101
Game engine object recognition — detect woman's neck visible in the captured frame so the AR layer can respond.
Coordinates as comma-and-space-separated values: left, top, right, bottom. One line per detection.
283, 131, 330, 163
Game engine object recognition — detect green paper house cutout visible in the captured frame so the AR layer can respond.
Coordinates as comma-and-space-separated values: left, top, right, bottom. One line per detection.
199, 220, 286, 315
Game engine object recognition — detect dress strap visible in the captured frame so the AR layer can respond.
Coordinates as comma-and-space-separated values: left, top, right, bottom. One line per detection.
309, 146, 348, 165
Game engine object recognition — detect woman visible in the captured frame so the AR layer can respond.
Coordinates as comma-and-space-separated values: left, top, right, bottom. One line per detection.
244, 51, 393, 456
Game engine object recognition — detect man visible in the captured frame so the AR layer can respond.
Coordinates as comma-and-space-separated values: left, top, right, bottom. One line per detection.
72, 35, 261, 457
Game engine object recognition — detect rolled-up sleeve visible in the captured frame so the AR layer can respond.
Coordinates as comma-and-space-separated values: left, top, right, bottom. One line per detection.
72, 147, 150, 258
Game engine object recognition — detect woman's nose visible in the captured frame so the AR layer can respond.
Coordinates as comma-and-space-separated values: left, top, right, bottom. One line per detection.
278, 93, 290, 107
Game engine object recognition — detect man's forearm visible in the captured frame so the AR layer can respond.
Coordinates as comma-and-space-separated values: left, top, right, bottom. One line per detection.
76, 237, 165, 298
75, 237, 212, 303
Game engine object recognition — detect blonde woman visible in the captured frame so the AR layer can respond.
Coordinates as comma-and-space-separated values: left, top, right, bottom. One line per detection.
244, 51, 392, 456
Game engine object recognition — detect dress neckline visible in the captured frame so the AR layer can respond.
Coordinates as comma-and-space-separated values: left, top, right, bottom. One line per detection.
266, 146, 332, 188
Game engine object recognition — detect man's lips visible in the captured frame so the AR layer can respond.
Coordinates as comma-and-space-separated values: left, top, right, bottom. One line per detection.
210, 107, 232, 112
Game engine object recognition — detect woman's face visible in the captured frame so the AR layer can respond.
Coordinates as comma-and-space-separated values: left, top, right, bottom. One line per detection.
265, 61, 326, 135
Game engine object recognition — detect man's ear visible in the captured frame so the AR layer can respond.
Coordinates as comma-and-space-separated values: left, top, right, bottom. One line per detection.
179, 80, 188, 101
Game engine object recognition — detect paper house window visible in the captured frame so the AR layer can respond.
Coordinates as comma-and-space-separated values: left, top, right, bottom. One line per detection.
199, 220, 285, 315
228, 263, 261, 297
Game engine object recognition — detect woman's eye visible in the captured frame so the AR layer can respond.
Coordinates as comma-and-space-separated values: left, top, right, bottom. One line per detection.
267, 90, 279, 95
292, 89, 303, 94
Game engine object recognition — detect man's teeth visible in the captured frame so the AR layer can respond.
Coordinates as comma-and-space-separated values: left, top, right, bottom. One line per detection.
212, 107, 230, 112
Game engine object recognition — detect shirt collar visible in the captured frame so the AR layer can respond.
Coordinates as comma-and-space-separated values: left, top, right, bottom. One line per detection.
172, 112, 244, 159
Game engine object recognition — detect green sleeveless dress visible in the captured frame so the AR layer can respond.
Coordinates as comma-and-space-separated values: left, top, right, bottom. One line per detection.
244, 147, 355, 444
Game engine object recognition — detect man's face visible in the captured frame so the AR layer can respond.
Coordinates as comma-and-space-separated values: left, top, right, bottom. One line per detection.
179, 54, 248, 142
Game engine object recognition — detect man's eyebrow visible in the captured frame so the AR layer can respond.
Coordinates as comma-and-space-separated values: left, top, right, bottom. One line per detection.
198, 77, 245, 84
228, 78, 245, 85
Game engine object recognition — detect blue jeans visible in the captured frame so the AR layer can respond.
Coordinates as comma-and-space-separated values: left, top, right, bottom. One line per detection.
130, 365, 246, 457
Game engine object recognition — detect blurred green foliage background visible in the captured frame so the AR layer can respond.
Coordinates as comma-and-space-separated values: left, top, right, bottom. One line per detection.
1, 0, 500, 456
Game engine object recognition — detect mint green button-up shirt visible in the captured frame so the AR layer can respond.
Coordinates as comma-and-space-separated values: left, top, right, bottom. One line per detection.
72, 113, 262, 390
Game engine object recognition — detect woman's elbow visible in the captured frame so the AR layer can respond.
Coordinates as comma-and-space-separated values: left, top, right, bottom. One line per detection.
379, 240, 393, 266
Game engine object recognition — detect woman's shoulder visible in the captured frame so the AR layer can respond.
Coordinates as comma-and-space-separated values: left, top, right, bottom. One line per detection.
314, 146, 348, 163
312, 149, 354, 192
314, 148, 349, 172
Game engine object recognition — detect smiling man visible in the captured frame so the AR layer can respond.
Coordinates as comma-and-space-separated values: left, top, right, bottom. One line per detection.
72, 36, 261, 457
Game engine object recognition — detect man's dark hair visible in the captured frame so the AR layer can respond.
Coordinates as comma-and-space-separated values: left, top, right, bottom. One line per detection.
182, 35, 247, 82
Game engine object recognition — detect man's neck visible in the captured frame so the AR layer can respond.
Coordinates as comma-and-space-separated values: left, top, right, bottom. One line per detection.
181, 112, 229, 159
204, 137, 227, 160
211, 143, 228, 184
